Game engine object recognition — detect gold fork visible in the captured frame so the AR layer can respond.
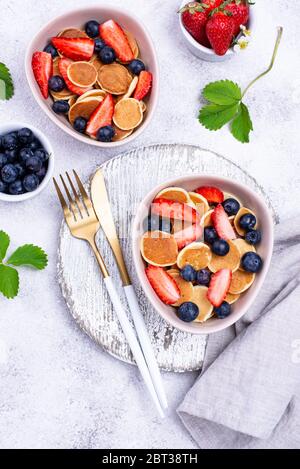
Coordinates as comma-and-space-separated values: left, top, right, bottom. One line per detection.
53, 170, 164, 418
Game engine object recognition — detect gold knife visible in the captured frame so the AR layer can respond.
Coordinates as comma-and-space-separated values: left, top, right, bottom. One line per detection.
91, 169, 168, 410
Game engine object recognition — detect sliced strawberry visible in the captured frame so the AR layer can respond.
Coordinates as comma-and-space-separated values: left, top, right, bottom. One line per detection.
174, 223, 203, 250
133, 71, 152, 101
32, 52, 53, 99
212, 204, 236, 240
145, 265, 180, 305
195, 186, 224, 204
86, 93, 115, 137
99, 19, 134, 62
58, 58, 91, 96
207, 268, 232, 307
52, 37, 94, 61
152, 198, 200, 224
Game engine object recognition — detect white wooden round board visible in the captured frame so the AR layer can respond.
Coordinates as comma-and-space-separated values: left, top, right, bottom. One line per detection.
57, 144, 277, 372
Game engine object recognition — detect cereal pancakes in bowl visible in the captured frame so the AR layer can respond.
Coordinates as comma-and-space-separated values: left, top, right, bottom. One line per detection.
136, 179, 271, 333
27, 10, 156, 147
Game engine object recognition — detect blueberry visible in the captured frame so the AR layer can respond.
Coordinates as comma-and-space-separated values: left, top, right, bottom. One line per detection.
5, 149, 18, 163
128, 59, 146, 75
180, 265, 197, 282
94, 38, 105, 53
143, 215, 172, 233
34, 149, 49, 163
17, 128, 34, 145
26, 156, 42, 172
204, 226, 218, 245
19, 148, 34, 164
73, 116, 87, 134
52, 100, 70, 114
239, 213, 256, 231
49, 75, 65, 92
241, 252, 263, 273
2, 132, 18, 150
0, 152, 8, 168
245, 229, 261, 245
96, 125, 115, 142
85, 20, 100, 38
222, 198, 240, 216
99, 46, 116, 64
1, 164, 18, 183
0, 180, 7, 193
196, 269, 211, 286
214, 301, 231, 319
9, 179, 23, 195
23, 174, 39, 192
14, 163, 25, 177
177, 302, 199, 322
29, 139, 41, 151
212, 239, 230, 256
35, 165, 47, 181
44, 43, 58, 58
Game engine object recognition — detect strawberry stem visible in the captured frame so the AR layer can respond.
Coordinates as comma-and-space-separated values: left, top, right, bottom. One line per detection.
242, 27, 283, 98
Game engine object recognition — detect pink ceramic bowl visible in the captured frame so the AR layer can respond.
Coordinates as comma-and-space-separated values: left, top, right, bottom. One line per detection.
132, 175, 274, 334
25, 6, 159, 148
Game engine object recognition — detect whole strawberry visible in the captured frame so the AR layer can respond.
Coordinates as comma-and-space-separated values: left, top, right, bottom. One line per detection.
225, 0, 250, 36
202, 0, 223, 12
206, 11, 235, 55
180, 2, 210, 47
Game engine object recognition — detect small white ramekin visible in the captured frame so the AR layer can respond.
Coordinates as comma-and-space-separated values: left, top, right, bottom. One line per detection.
179, 0, 256, 62
0, 122, 54, 202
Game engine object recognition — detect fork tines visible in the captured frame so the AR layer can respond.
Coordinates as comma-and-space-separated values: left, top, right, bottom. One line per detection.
53, 170, 93, 221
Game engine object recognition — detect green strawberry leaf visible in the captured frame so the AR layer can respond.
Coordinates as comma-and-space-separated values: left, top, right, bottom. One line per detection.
198, 103, 239, 130
7, 244, 48, 270
0, 63, 14, 100
0, 264, 19, 299
0, 231, 10, 262
231, 102, 253, 143
203, 80, 242, 106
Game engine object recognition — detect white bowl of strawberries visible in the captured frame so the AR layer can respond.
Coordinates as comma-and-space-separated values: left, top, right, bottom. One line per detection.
179, 0, 255, 61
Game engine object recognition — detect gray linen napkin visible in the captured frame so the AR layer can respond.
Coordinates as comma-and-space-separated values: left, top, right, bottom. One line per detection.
177, 218, 300, 449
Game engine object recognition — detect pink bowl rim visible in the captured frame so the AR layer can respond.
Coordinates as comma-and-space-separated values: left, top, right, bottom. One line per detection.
132, 173, 274, 335
24, 5, 159, 148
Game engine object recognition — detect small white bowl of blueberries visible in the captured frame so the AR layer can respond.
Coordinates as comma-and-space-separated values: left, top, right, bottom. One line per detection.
0, 123, 54, 202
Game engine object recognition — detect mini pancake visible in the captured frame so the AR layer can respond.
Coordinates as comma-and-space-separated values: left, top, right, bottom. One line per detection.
177, 242, 212, 270
229, 215, 235, 225
208, 240, 241, 273
122, 76, 139, 99
167, 268, 180, 275
112, 125, 133, 142
233, 238, 256, 257
191, 286, 214, 323
67, 61, 98, 87
225, 292, 240, 304
51, 89, 74, 101
229, 269, 255, 294
201, 209, 214, 228
141, 230, 178, 267
52, 58, 61, 76
77, 89, 106, 103
118, 30, 139, 63
223, 192, 243, 208
68, 97, 103, 125
156, 187, 190, 204
169, 272, 194, 307
98, 63, 133, 95
68, 95, 77, 107
90, 57, 104, 74
189, 192, 209, 214
140, 101, 147, 113
113, 98, 143, 130
57, 28, 88, 38
234, 207, 257, 236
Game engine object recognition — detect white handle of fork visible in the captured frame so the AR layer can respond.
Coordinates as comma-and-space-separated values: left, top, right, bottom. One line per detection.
103, 277, 165, 419
124, 285, 168, 410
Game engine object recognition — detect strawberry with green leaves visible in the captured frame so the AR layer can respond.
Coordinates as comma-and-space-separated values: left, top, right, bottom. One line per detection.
225, 0, 250, 36
180, 2, 211, 47
206, 11, 235, 55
